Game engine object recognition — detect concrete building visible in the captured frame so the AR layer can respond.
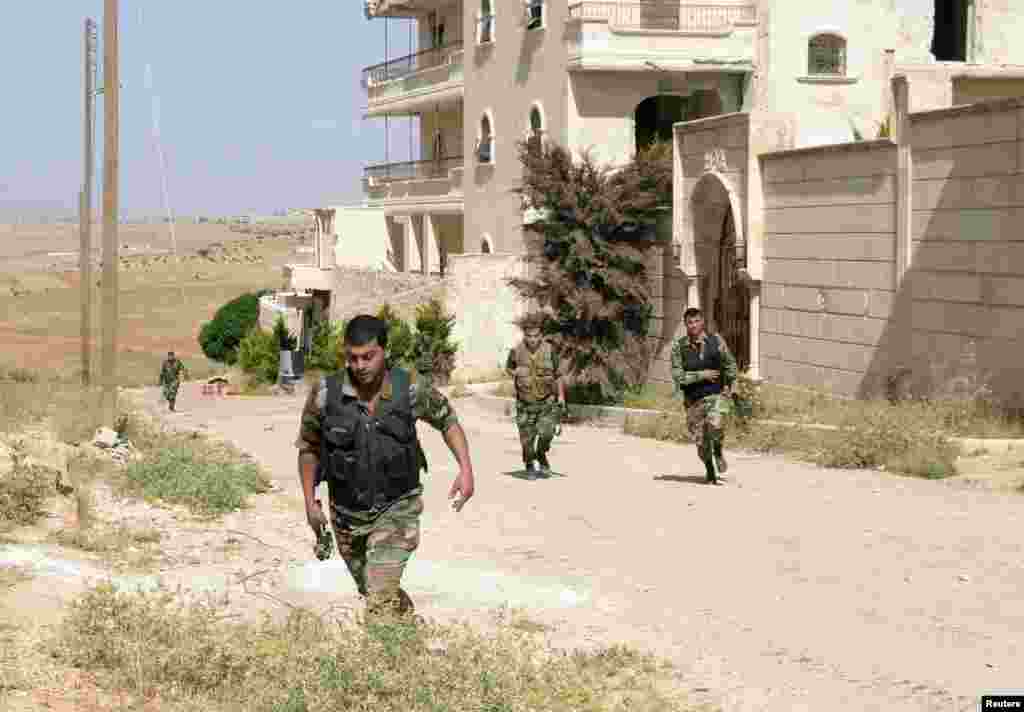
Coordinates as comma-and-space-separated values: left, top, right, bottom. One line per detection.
291, 0, 1024, 386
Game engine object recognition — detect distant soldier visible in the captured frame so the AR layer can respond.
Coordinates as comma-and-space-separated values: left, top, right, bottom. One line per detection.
670, 308, 738, 485
159, 351, 187, 412
505, 315, 567, 476
295, 314, 476, 620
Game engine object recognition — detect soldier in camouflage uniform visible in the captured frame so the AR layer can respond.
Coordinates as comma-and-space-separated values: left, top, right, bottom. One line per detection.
295, 314, 476, 620
505, 316, 566, 476
158, 351, 187, 412
670, 307, 738, 485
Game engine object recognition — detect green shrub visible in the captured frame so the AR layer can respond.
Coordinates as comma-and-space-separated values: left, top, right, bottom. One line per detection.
271, 314, 298, 352
198, 292, 262, 364
237, 326, 279, 384
307, 319, 346, 372
376, 305, 415, 368
411, 298, 459, 382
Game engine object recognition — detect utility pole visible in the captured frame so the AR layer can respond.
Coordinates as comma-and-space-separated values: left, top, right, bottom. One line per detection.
101, 0, 119, 426
81, 17, 97, 387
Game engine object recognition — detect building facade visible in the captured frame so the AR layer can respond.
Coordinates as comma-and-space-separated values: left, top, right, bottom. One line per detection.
301, 0, 1024, 383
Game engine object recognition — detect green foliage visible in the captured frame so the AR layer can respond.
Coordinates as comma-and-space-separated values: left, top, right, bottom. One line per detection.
307, 319, 346, 372
237, 326, 280, 384
198, 292, 261, 364
122, 444, 270, 516
272, 314, 298, 352
509, 138, 670, 403
375, 304, 415, 368
411, 298, 459, 382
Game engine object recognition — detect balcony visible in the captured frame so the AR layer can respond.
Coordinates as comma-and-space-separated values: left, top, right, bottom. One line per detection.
363, 156, 465, 213
566, 2, 758, 72
363, 43, 464, 116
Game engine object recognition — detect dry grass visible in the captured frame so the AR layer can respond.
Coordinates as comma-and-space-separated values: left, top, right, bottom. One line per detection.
52, 524, 163, 572
47, 582, 694, 712
0, 565, 32, 590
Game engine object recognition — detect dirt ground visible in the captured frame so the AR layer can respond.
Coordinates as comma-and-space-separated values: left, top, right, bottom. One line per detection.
6, 382, 1018, 711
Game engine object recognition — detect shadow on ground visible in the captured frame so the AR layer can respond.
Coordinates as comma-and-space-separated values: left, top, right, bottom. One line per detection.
503, 469, 568, 480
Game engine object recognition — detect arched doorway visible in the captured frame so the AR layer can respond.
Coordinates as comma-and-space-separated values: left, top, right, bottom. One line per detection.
634, 95, 687, 153
691, 174, 749, 371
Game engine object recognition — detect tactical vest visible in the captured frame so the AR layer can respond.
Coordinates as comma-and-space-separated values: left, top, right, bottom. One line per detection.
682, 334, 723, 402
320, 367, 426, 512
513, 340, 558, 404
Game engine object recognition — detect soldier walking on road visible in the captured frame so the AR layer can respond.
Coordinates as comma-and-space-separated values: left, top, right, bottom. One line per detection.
505, 315, 567, 477
158, 351, 187, 412
295, 314, 476, 620
670, 308, 738, 485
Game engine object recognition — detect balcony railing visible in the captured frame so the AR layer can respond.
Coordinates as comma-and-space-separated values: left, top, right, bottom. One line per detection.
362, 41, 464, 87
364, 155, 464, 183
568, 2, 756, 32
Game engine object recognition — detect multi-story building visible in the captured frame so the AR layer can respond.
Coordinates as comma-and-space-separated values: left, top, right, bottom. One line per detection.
293, 0, 1024, 379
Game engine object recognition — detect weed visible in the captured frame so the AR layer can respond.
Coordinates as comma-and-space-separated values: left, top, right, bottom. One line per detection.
53, 524, 162, 571
51, 583, 692, 711
0, 440, 56, 526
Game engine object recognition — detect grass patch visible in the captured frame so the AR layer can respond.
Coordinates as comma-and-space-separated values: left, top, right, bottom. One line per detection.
121, 444, 269, 517
50, 582, 691, 711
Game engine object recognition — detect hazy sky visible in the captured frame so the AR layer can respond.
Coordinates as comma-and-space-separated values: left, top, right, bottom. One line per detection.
0, 2, 419, 218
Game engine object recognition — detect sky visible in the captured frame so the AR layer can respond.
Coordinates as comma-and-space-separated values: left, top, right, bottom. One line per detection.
0, 2, 419, 219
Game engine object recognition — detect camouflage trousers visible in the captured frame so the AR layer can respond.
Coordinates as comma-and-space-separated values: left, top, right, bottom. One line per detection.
330, 493, 423, 619
161, 381, 180, 408
686, 393, 732, 470
515, 400, 561, 464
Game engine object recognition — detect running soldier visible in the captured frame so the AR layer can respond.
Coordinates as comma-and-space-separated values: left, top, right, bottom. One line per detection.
158, 351, 187, 412
505, 315, 567, 476
670, 308, 738, 485
295, 315, 476, 619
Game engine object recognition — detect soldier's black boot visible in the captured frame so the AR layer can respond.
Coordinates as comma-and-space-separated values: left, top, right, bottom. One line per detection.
536, 451, 551, 476
712, 432, 728, 474
701, 439, 720, 485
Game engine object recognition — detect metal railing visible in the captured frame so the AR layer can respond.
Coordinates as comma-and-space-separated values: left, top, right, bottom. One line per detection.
364, 155, 465, 183
362, 41, 464, 87
568, 2, 756, 32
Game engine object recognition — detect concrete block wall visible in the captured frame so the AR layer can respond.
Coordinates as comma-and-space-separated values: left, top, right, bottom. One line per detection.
759, 140, 898, 396
870, 97, 1024, 406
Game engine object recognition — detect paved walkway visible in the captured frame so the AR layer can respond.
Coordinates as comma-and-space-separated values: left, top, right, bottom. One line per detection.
132, 382, 1024, 712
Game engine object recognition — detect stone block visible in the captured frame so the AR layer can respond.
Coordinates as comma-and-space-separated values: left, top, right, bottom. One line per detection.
913, 143, 1018, 180
907, 272, 983, 303
765, 234, 895, 261
984, 276, 1024, 307
912, 175, 1019, 211
765, 204, 895, 235
909, 109, 1018, 150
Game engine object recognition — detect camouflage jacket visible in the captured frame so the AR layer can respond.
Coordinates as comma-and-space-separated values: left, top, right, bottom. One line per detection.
159, 359, 185, 385
295, 367, 459, 523
670, 332, 738, 400
505, 340, 561, 403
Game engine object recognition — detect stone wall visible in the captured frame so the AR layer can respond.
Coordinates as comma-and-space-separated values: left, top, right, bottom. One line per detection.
328, 267, 444, 323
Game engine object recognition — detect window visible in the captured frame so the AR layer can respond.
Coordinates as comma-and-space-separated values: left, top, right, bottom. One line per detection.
527, 105, 544, 153
526, 0, 543, 30
808, 34, 846, 76
478, 113, 493, 164
479, 0, 494, 44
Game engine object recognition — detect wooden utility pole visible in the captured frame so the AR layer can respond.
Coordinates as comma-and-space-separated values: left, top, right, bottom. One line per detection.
81, 17, 97, 387
101, 0, 119, 425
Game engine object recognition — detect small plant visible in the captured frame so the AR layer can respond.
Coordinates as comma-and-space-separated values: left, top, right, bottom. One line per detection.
877, 114, 893, 139
376, 304, 415, 369
411, 298, 459, 384
0, 440, 56, 526
272, 314, 298, 352
198, 292, 262, 364
307, 319, 346, 372
237, 326, 280, 384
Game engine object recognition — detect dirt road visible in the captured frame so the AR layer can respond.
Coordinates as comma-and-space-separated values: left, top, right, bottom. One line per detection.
127, 382, 1022, 712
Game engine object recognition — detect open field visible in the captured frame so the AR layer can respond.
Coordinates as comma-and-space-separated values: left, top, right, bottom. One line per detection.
0, 222, 307, 386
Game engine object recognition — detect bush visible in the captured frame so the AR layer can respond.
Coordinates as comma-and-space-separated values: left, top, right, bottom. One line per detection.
411, 298, 459, 383
307, 319, 346, 373
508, 139, 669, 403
237, 326, 279, 384
0, 441, 55, 527
376, 304, 415, 369
271, 314, 298, 352
198, 292, 262, 364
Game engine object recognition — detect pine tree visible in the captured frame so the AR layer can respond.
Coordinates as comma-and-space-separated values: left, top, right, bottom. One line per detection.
509, 139, 672, 404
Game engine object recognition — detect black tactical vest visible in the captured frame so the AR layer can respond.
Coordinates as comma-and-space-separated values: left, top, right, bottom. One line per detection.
682, 334, 723, 402
320, 367, 424, 512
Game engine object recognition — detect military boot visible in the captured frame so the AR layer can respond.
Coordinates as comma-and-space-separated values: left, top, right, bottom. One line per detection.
701, 439, 720, 485
536, 451, 551, 476
711, 432, 728, 475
